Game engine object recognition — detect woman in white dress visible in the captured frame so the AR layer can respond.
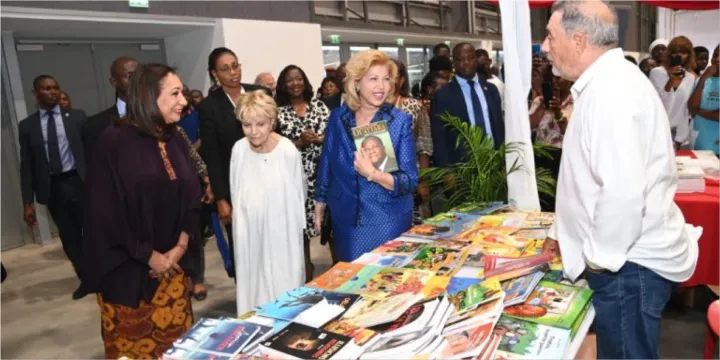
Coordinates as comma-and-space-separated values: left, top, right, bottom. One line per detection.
229, 90, 306, 315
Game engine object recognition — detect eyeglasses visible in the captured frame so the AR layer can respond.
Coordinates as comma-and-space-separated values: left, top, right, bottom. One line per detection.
217, 63, 241, 73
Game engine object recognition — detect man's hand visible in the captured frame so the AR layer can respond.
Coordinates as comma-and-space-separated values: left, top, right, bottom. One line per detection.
217, 199, 232, 225
23, 204, 37, 228
542, 237, 560, 257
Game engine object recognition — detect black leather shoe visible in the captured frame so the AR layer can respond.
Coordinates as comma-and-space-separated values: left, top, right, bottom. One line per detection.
72, 286, 87, 300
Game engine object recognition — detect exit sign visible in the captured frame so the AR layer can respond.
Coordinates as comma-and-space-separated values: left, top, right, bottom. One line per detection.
129, 0, 149, 8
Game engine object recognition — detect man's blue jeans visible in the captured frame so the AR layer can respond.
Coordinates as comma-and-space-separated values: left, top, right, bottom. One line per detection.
586, 262, 677, 359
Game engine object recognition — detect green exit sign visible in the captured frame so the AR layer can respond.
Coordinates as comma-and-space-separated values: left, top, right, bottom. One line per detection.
330, 35, 341, 44
129, 0, 149, 8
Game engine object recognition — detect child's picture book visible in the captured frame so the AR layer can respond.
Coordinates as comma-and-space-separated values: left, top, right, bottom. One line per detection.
372, 239, 427, 256
451, 202, 507, 216
501, 272, 545, 307
352, 120, 398, 173
255, 287, 359, 323
355, 267, 435, 300
421, 275, 451, 301
306, 262, 365, 291
448, 279, 502, 314
440, 317, 496, 359
404, 246, 465, 274
446, 277, 483, 295
502, 281, 593, 329
354, 253, 413, 268
493, 316, 570, 359
322, 320, 379, 347
336, 265, 385, 293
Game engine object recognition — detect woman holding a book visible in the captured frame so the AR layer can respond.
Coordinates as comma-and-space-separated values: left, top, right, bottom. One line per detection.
314, 49, 419, 262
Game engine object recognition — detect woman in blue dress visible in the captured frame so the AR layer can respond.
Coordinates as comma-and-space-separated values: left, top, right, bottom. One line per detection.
314, 50, 418, 262
691, 45, 719, 155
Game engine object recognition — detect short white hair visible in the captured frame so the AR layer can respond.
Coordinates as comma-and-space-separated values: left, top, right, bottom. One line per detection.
551, 0, 619, 48
254, 72, 273, 85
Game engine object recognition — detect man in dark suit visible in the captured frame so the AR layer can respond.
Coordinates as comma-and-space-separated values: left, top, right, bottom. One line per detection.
83, 56, 138, 162
323, 63, 346, 111
431, 43, 504, 168
19, 75, 88, 299
198, 77, 269, 279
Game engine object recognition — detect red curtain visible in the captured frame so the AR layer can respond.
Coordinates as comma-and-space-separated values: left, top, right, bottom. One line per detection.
486, 0, 719, 10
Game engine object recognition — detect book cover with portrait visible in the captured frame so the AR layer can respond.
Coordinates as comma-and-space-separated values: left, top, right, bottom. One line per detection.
352, 120, 398, 173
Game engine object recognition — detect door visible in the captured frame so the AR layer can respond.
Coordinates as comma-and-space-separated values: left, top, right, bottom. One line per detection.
1, 49, 29, 250
16, 43, 102, 116
92, 43, 165, 110
15, 41, 166, 117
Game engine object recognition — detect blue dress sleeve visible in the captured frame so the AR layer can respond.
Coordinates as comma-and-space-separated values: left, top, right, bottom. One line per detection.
390, 112, 419, 196
315, 109, 338, 203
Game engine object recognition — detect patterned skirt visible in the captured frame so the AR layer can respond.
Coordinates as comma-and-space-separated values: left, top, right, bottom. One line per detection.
97, 273, 194, 359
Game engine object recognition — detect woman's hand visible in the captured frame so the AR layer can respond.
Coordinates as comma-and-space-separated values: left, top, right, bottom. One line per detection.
217, 199, 232, 225
354, 148, 376, 179
148, 251, 179, 280
202, 178, 214, 203
314, 203, 326, 234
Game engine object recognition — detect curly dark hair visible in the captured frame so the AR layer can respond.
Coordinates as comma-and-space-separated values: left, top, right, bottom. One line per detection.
275, 65, 314, 107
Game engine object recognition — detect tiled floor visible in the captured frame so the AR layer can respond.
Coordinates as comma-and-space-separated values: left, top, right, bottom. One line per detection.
0, 238, 716, 359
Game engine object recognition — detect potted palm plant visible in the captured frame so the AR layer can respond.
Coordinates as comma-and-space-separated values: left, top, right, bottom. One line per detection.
421, 113, 557, 211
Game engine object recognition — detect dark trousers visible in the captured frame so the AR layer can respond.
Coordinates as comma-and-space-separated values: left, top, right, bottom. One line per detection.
47, 172, 84, 279
586, 262, 677, 359
190, 203, 213, 284
320, 209, 337, 265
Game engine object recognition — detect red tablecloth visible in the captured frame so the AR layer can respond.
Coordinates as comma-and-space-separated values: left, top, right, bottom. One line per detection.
675, 151, 720, 287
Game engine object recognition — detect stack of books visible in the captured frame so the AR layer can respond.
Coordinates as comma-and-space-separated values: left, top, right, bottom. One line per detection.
164, 202, 595, 360
677, 156, 706, 193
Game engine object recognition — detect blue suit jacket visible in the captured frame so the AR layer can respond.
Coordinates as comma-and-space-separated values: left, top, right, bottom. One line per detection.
431, 77, 504, 167
315, 103, 418, 226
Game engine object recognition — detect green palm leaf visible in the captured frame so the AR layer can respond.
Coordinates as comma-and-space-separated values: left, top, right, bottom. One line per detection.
420, 112, 557, 211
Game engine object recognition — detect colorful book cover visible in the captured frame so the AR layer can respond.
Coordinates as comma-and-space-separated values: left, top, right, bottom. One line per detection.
421, 275, 450, 301
336, 265, 384, 293
541, 270, 564, 283
533, 239, 563, 270
521, 212, 555, 228
494, 316, 570, 359
368, 297, 439, 334
306, 262, 366, 291
477, 333, 501, 360
503, 281, 593, 329
354, 253, 413, 268
440, 317, 495, 359
473, 232, 533, 250
446, 277, 483, 296
445, 295, 505, 330
448, 279, 502, 314
356, 267, 435, 300
569, 302, 590, 339
501, 272, 545, 307
408, 211, 478, 240
404, 223, 456, 240
403, 246, 468, 277
373, 240, 427, 255
339, 293, 420, 328
512, 228, 548, 240
483, 254, 552, 282
323, 320, 379, 347
262, 322, 353, 360
352, 120, 398, 173
255, 287, 359, 322
451, 202, 507, 216
431, 238, 471, 250
173, 318, 262, 357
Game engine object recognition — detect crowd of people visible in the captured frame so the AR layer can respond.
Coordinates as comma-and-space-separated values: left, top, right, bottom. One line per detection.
14, 0, 716, 357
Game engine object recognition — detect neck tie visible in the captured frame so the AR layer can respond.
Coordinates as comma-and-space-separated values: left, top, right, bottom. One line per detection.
46, 111, 63, 174
467, 80, 488, 137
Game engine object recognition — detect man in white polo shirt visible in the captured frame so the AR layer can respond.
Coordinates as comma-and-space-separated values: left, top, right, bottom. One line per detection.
540, 1, 699, 359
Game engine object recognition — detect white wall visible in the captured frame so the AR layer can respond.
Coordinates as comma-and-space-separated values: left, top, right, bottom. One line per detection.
164, 20, 224, 94
219, 18, 325, 95
657, 8, 720, 63
673, 9, 720, 55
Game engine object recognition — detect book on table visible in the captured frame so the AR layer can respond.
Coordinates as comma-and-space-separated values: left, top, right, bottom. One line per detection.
502, 280, 593, 330
259, 322, 370, 360
255, 287, 359, 328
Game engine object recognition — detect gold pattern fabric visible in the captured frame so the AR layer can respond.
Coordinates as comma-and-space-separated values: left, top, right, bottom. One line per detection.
97, 273, 193, 359
158, 141, 178, 180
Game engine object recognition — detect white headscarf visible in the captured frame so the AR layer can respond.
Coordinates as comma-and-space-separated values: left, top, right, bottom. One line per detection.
649, 39, 669, 53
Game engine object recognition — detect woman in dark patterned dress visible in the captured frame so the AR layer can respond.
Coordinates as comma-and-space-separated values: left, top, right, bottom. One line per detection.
275, 65, 330, 282
82, 64, 200, 359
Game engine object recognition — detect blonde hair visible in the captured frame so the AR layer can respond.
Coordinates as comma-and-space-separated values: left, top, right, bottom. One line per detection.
343, 49, 398, 111
666, 36, 696, 71
233, 90, 277, 125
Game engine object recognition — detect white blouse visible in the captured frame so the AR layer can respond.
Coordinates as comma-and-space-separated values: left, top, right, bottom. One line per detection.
649, 66, 696, 144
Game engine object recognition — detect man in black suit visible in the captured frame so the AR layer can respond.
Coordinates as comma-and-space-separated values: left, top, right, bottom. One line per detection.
19, 75, 88, 299
197, 68, 269, 279
323, 63, 346, 111
431, 43, 504, 168
83, 56, 138, 162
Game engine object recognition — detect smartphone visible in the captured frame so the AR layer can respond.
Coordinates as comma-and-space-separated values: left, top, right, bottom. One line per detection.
669, 54, 682, 67
541, 67, 554, 108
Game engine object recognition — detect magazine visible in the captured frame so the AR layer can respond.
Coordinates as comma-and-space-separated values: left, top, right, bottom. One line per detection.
307, 262, 366, 291
493, 316, 570, 359
352, 120, 398, 173
503, 281, 593, 329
